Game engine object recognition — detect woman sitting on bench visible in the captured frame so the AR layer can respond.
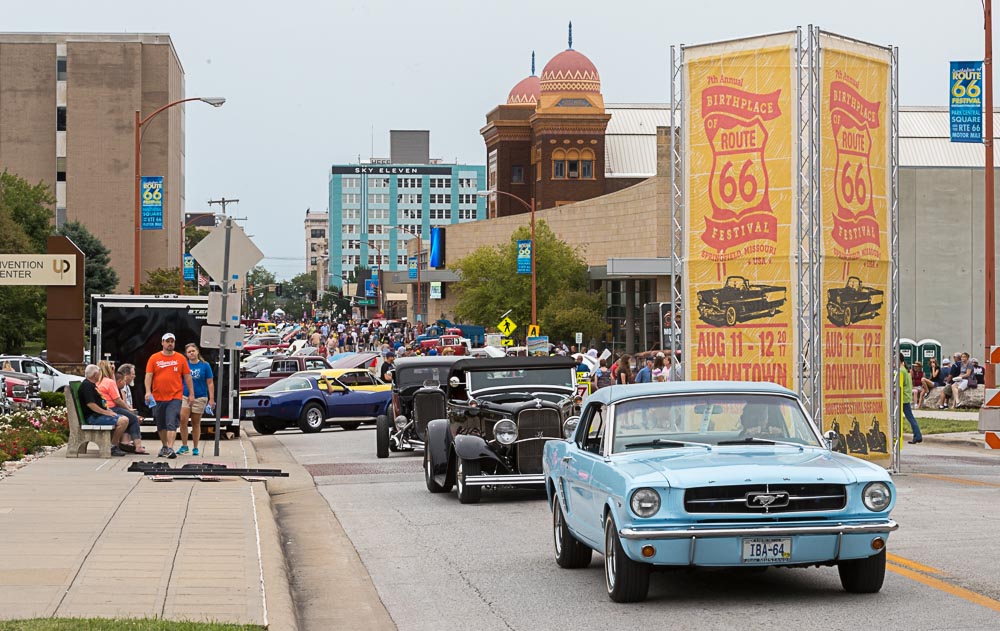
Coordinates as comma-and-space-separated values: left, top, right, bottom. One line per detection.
80, 364, 129, 457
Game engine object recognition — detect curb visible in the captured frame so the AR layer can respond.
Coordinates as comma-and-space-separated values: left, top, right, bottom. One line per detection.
239, 431, 300, 631
249, 428, 396, 631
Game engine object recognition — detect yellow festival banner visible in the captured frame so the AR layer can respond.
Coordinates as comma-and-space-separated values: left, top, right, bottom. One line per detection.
683, 33, 798, 390
818, 34, 892, 463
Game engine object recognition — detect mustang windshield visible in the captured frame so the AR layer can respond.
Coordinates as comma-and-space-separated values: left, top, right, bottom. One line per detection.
611, 394, 821, 453
468, 367, 575, 393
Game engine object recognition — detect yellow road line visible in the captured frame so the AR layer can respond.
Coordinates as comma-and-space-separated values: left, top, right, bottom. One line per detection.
888, 563, 1000, 614
913, 473, 1000, 488
886, 553, 943, 575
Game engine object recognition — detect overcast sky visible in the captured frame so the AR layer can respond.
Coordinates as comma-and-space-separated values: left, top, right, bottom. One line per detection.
5, 0, 989, 279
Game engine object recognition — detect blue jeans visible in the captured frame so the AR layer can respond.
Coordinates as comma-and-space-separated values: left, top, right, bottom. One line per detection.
85, 413, 118, 426
903, 403, 922, 441
112, 406, 141, 439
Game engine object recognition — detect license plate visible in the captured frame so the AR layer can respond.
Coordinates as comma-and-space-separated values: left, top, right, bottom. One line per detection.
742, 537, 791, 563
245, 409, 255, 418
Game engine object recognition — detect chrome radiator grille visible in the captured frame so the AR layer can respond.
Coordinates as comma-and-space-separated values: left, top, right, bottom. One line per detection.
516, 409, 561, 474
412, 390, 445, 439
684, 484, 847, 514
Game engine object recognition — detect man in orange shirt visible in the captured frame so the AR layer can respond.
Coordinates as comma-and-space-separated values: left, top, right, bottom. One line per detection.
144, 332, 195, 459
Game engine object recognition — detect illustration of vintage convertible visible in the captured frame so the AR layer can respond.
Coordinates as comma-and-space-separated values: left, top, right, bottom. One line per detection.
696, 276, 787, 327
827, 276, 884, 327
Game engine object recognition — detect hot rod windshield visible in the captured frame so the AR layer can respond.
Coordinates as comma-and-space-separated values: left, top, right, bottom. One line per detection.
610, 394, 822, 453
395, 366, 448, 388
468, 367, 575, 393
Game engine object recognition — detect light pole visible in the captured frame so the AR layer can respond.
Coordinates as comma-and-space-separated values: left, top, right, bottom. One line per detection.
133, 96, 225, 295
394, 225, 424, 326
985, 0, 996, 388
478, 189, 536, 325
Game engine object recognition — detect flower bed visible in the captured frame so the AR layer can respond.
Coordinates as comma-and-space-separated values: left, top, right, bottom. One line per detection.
0, 407, 70, 464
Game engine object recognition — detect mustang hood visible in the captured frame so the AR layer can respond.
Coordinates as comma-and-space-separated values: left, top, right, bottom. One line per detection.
618, 447, 861, 488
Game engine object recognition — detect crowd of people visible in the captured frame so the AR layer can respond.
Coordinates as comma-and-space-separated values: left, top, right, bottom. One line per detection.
910, 351, 984, 410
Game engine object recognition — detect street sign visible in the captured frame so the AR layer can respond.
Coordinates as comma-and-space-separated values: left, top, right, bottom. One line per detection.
364, 280, 377, 298
190, 220, 264, 290
207, 292, 242, 327
357, 298, 376, 306
501, 337, 515, 347
497, 317, 517, 336
575, 332, 583, 345
200, 324, 246, 350
527, 324, 540, 338
989, 346, 1000, 364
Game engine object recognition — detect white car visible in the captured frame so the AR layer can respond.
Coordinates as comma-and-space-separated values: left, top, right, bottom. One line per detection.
0, 355, 84, 392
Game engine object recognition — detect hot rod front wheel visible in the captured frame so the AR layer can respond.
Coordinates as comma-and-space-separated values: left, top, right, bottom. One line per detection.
725, 306, 738, 326
456, 458, 482, 504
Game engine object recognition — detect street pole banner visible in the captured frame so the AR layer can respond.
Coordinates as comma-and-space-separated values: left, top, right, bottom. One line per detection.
682, 32, 799, 390
364, 279, 376, 297
818, 33, 893, 464
140, 176, 164, 230
408, 255, 418, 280
183, 253, 195, 281
516, 239, 532, 274
949, 61, 983, 143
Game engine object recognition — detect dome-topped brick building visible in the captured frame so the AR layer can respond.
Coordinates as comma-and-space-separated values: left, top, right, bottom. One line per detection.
482, 24, 621, 217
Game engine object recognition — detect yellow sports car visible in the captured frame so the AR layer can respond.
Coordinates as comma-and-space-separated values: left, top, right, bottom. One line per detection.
314, 368, 390, 392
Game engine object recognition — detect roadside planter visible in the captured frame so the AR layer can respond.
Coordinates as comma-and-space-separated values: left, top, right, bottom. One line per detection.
0, 407, 69, 464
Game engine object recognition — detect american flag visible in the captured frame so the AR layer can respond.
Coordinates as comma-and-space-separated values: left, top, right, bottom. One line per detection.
197, 273, 209, 287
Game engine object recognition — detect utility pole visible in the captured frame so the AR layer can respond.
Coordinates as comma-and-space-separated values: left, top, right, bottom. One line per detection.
207, 197, 240, 216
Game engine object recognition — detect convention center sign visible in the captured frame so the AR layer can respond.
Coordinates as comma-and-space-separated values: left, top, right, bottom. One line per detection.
818, 34, 892, 464
682, 32, 799, 391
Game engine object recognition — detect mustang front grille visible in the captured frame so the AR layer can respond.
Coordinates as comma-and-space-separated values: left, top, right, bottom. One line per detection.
516, 409, 561, 474
684, 483, 847, 514
412, 390, 445, 440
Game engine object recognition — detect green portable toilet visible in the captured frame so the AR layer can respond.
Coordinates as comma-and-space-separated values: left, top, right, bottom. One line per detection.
917, 339, 942, 375
899, 338, 918, 368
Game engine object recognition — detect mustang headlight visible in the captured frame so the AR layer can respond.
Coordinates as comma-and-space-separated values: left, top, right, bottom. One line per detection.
630, 488, 661, 518
494, 419, 518, 445
862, 482, 892, 512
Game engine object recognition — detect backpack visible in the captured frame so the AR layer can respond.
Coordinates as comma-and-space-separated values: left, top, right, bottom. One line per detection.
973, 364, 984, 385
595, 368, 614, 389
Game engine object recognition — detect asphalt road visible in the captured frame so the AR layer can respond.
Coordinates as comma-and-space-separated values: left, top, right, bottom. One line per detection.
274, 426, 1000, 631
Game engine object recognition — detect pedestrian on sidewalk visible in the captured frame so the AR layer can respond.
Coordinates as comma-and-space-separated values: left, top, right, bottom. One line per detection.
144, 333, 194, 459
80, 364, 129, 456
901, 353, 923, 444
113, 363, 147, 454
177, 343, 214, 456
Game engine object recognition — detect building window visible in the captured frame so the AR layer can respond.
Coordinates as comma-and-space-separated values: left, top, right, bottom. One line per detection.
581, 159, 593, 179
56, 157, 66, 182
553, 160, 565, 179
458, 177, 477, 189
56, 57, 67, 81
568, 160, 579, 179
430, 178, 451, 189
57, 107, 67, 132
310, 228, 325, 238
369, 208, 389, 220
430, 208, 451, 220
367, 177, 388, 188
511, 166, 525, 183
310, 257, 317, 266
459, 208, 477, 220
342, 193, 360, 204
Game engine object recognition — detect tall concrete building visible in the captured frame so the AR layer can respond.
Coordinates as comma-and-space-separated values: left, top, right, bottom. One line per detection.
0, 33, 185, 291
304, 208, 329, 282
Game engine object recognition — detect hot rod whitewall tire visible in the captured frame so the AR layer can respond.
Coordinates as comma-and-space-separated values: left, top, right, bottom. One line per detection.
298, 403, 325, 434
604, 514, 650, 603
252, 419, 277, 435
838, 549, 886, 593
376, 415, 390, 459
456, 458, 482, 504
554, 498, 592, 569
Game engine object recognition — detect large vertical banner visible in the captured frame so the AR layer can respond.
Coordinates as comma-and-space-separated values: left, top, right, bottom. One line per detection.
140, 176, 164, 230
682, 33, 798, 388
818, 34, 892, 464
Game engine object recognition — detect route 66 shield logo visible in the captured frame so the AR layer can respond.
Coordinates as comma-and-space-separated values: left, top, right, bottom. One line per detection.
708, 119, 771, 217
518, 242, 531, 257
832, 118, 874, 219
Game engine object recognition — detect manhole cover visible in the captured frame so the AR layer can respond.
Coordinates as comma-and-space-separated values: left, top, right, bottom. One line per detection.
305, 461, 422, 476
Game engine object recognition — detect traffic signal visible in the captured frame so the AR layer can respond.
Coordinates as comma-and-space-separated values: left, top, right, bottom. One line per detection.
275, 283, 283, 297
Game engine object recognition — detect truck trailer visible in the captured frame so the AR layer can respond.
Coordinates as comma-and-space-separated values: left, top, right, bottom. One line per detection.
89, 294, 241, 436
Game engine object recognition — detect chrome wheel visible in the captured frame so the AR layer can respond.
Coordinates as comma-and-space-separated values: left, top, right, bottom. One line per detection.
554, 503, 564, 557
605, 519, 617, 590
306, 408, 323, 428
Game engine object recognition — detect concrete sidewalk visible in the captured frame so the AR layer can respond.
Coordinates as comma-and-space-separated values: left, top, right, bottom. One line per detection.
0, 432, 296, 628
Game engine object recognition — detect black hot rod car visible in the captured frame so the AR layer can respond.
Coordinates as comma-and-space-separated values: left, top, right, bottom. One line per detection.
376, 355, 463, 458
423, 356, 578, 504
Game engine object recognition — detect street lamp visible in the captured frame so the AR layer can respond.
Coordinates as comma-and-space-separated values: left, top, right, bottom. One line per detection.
477, 189, 536, 325
133, 96, 225, 295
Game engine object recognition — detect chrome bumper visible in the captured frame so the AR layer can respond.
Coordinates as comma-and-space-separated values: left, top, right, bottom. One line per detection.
619, 520, 898, 540
464, 473, 546, 487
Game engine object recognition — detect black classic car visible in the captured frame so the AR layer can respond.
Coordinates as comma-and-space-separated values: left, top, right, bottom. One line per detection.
423, 356, 578, 504
827, 276, 884, 326
697, 275, 787, 326
376, 356, 463, 458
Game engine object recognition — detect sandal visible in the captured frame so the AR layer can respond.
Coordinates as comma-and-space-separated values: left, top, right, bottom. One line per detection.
134, 447, 149, 455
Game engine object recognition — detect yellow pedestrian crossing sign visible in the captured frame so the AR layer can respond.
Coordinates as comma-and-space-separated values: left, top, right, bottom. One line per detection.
527, 324, 539, 338
497, 317, 517, 336
501, 337, 515, 347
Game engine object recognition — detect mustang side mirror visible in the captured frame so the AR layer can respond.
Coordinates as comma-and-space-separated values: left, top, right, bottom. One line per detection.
824, 429, 839, 451
563, 416, 581, 439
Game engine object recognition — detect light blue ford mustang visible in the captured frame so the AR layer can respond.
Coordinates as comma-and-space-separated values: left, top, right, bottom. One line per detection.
543, 381, 898, 603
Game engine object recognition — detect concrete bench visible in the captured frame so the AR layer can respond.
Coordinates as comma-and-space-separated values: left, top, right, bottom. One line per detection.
64, 385, 113, 458
915, 385, 984, 410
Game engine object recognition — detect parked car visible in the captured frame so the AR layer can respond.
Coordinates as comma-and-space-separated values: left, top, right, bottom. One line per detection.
696, 276, 787, 326
0, 375, 10, 415
826, 276, 884, 326
423, 356, 578, 504
0, 368, 42, 404
240, 372, 392, 435
3, 374, 39, 410
0, 355, 83, 393
239, 355, 332, 394
376, 356, 464, 458
544, 381, 898, 603
327, 351, 382, 375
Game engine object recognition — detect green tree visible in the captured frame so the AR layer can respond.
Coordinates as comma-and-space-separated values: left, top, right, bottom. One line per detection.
0, 170, 55, 252
185, 225, 210, 252
246, 266, 277, 317
58, 221, 120, 296
139, 267, 181, 295
452, 221, 597, 341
